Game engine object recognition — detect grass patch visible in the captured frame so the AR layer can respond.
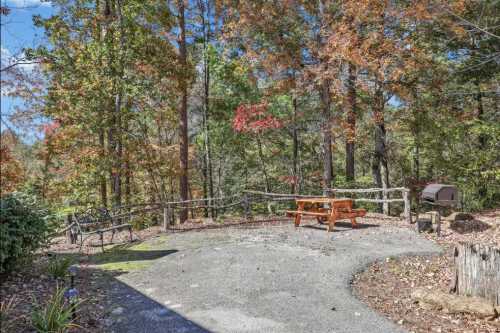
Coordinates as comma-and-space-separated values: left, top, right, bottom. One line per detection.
87, 236, 175, 273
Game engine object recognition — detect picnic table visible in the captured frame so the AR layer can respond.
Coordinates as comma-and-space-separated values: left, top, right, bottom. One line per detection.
286, 197, 366, 232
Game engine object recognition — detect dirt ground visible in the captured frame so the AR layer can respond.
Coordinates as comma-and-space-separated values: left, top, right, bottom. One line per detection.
352, 209, 500, 333
1, 211, 498, 332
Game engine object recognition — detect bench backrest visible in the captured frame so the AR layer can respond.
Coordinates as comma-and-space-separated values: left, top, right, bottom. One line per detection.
73, 207, 113, 231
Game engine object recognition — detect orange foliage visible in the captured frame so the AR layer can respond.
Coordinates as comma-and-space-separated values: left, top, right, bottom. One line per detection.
0, 145, 25, 195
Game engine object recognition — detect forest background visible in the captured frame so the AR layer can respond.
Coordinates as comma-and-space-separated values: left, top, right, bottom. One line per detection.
1, 0, 498, 222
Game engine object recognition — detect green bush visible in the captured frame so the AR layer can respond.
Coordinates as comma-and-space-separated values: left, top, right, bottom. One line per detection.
0, 192, 53, 274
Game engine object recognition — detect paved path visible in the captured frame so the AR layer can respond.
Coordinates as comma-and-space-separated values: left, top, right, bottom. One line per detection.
104, 223, 441, 333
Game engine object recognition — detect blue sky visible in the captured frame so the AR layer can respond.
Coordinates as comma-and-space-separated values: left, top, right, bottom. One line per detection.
1, 0, 54, 140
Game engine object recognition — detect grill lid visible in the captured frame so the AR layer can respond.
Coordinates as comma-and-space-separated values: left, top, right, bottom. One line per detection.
422, 183, 458, 204
422, 184, 452, 196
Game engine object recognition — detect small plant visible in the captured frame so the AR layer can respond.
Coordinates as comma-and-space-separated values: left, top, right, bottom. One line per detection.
31, 286, 80, 333
0, 295, 20, 331
46, 256, 73, 280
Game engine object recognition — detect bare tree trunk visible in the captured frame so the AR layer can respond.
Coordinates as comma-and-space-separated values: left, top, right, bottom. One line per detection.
495, 79, 500, 115
123, 117, 131, 207
345, 62, 356, 183
412, 89, 421, 219
291, 96, 299, 194
125, 163, 131, 207
96, 0, 107, 208
103, 0, 122, 208
319, 80, 333, 190
99, 128, 107, 207
202, 154, 208, 216
475, 79, 486, 149
110, 93, 122, 208
199, 0, 215, 217
372, 86, 389, 214
256, 135, 270, 193
317, 0, 333, 191
178, 0, 189, 223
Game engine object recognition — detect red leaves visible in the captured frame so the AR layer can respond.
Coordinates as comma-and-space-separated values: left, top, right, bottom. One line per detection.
42, 121, 60, 138
232, 102, 282, 134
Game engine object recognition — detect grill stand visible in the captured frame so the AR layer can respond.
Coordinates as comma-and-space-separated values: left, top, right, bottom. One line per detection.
419, 200, 455, 237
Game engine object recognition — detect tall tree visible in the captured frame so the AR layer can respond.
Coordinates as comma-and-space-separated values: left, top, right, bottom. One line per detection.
197, 0, 215, 216
177, 0, 190, 222
344, 62, 357, 182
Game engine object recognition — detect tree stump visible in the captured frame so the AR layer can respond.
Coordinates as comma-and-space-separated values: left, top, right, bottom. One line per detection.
452, 242, 500, 306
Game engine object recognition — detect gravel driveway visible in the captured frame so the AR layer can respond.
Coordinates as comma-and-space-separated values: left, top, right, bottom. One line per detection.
104, 222, 441, 333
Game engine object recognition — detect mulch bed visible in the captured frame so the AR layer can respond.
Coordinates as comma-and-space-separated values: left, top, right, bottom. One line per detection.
0, 256, 112, 332
352, 209, 500, 333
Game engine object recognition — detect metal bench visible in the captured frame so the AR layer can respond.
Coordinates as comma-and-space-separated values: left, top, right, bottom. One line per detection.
73, 207, 132, 252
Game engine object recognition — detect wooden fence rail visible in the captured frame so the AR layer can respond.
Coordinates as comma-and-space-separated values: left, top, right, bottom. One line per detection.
325, 187, 411, 224
64, 187, 412, 244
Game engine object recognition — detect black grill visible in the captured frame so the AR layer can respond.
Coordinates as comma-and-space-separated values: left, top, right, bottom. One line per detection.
422, 184, 458, 206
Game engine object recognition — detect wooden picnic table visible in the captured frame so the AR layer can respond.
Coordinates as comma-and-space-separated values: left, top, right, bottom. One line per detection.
286, 197, 366, 232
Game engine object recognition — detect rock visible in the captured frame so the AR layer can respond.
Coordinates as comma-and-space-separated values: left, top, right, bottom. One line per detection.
444, 212, 474, 221
103, 318, 114, 327
111, 306, 124, 315
450, 219, 490, 234
411, 287, 496, 318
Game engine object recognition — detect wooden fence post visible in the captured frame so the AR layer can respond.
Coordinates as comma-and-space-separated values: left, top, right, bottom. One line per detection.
163, 205, 170, 231
243, 193, 252, 220
66, 214, 75, 244
452, 243, 500, 306
382, 188, 389, 215
403, 189, 412, 224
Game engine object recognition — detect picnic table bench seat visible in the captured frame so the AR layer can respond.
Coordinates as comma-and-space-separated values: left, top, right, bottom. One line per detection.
285, 208, 366, 218
285, 210, 330, 217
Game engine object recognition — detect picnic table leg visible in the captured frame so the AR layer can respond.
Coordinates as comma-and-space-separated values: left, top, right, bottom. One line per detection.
327, 209, 337, 232
294, 202, 305, 228
347, 201, 358, 228
313, 203, 326, 224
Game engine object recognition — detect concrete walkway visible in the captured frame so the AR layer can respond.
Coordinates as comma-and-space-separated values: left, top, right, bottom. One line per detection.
104, 223, 441, 333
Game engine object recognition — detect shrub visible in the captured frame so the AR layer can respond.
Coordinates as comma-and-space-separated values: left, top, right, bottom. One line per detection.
0, 192, 53, 274
46, 256, 73, 280
31, 286, 79, 333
